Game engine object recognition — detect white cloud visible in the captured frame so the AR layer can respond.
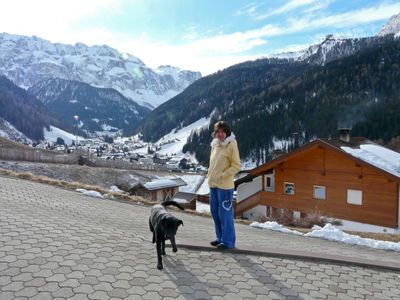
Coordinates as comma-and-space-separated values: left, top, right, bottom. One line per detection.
235, 2, 262, 17
256, 0, 325, 20
0, 0, 122, 42
290, 2, 400, 30
302, 0, 334, 13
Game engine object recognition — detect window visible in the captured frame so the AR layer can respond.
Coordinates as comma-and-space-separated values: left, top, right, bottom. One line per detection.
264, 175, 274, 192
347, 189, 362, 205
284, 182, 295, 195
313, 186, 326, 200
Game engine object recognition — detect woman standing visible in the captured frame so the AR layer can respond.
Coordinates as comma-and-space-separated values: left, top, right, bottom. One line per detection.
206, 121, 241, 249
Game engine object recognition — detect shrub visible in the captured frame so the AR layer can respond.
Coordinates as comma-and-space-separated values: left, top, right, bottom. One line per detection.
257, 209, 342, 228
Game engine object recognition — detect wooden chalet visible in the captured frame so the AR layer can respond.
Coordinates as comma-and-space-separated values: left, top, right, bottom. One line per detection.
235, 131, 400, 228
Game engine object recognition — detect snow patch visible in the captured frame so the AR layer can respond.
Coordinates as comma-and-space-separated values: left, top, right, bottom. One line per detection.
305, 224, 400, 252
75, 188, 104, 199
109, 185, 125, 193
101, 124, 118, 131
250, 221, 303, 235
196, 201, 210, 213
251, 222, 400, 252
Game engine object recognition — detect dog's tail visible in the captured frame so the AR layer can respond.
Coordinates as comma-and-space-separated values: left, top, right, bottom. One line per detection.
162, 200, 185, 210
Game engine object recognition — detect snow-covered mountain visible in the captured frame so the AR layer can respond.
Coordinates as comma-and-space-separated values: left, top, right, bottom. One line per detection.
274, 13, 400, 65
273, 34, 391, 66
0, 33, 202, 109
377, 13, 400, 37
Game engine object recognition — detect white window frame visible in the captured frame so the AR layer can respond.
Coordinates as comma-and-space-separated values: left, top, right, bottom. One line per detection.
264, 174, 274, 192
347, 189, 362, 205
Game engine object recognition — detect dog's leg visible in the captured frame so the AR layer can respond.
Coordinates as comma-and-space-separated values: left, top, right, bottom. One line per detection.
156, 239, 163, 270
170, 236, 178, 252
149, 218, 155, 243
161, 240, 166, 255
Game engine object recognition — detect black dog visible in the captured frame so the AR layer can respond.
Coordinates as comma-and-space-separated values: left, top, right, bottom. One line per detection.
149, 200, 184, 270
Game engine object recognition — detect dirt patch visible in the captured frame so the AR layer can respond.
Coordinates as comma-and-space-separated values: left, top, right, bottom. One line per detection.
0, 160, 155, 189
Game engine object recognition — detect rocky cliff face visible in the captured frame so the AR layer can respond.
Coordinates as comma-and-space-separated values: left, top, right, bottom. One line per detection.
377, 13, 400, 37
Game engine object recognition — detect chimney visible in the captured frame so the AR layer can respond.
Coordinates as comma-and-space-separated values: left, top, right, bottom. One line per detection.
272, 149, 286, 159
338, 128, 351, 143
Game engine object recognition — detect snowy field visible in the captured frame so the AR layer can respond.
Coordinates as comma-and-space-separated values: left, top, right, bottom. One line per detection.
251, 221, 400, 252
44, 126, 85, 145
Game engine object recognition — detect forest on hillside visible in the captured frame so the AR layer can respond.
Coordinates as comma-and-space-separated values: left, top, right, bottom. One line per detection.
183, 41, 400, 166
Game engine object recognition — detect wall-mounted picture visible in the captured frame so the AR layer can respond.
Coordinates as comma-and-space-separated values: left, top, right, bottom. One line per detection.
284, 182, 295, 195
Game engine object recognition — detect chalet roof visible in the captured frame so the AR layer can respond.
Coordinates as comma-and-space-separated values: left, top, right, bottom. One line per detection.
141, 177, 187, 191
234, 173, 257, 190
173, 191, 198, 203
250, 138, 400, 183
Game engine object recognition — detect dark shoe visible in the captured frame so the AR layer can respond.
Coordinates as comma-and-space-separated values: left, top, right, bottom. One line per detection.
210, 240, 221, 246
216, 244, 231, 250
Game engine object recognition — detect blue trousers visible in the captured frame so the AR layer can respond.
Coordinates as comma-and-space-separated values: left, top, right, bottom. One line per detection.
210, 187, 236, 248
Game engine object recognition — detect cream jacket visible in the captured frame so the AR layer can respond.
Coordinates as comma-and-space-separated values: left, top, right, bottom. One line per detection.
207, 133, 241, 190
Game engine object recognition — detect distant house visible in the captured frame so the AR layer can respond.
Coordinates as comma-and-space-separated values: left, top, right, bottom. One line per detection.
129, 178, 187, 202
55, 145, 66, 152
108, 148, 124, 158
235, 130, 400, 230
167, 158, 181, 171
138, 156, 153, 165
153, 154, 168, 165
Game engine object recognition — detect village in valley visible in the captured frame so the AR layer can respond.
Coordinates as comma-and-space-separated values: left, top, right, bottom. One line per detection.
34, 129, 207, 173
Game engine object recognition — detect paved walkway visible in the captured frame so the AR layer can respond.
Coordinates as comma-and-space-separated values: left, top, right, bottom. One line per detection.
0, 175, 399, 299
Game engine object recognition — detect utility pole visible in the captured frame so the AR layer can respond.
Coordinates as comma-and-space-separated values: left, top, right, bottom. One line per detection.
74, 115, 79, 155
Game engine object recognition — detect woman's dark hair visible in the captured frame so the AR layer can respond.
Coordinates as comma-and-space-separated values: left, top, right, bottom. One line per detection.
212, 121, 231, 138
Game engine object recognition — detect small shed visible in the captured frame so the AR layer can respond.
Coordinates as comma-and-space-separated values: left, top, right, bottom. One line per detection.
129, 178, 187, 202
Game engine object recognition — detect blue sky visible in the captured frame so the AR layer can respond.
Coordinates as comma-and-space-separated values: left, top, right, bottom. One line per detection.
1, 0, 400, 74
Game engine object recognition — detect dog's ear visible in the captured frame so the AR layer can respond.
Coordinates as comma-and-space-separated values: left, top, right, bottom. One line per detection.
178, 220, 183, 227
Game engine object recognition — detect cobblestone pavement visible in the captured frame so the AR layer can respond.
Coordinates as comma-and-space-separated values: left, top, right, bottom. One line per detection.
1, 175, 400, 299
